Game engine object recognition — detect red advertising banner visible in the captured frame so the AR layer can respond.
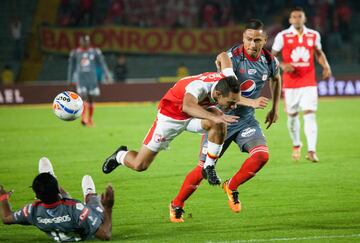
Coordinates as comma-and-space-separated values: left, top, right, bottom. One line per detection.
38, 25, 244, 55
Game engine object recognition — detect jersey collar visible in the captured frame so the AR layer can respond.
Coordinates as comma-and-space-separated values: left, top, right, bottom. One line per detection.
289, 25, 309, 36
243, 45, 262, 62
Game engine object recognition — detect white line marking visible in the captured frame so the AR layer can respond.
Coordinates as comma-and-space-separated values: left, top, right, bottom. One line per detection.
208, 234, 360, 243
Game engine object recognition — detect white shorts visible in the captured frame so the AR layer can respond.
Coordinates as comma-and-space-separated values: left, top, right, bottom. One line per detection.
77, 86, 100, 97
143, 112, 205, 152
284, 86, 318, 114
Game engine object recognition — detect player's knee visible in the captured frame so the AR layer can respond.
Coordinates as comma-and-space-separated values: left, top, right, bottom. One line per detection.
134, 163, 149, 172
252, 151, 269, 164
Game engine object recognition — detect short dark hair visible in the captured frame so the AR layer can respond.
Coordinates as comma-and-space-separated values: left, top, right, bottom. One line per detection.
245, 19, 264, 31
32, 173, 60, 204
290, 6, 305, 14
215, 76, 240, 96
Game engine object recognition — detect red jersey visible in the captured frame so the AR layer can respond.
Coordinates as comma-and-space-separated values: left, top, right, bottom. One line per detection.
272, 25, 322, 88
158, 72, 225, 120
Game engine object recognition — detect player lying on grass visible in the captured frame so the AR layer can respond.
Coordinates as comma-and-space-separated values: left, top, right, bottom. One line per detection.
0, 157, 114, 242
169, 19, 282, 222
102, 72, 241, 185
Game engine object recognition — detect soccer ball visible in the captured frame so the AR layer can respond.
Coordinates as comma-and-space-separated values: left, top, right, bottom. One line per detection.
53, 91, 83, 121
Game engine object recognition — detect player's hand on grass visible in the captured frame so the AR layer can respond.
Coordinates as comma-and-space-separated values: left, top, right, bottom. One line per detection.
101, 185, 114, 209
322, 66, 332, 80
265, 109, 279, 129
281, 63, 294, 73
252, 97, 269, 109
0, 185, 13, 197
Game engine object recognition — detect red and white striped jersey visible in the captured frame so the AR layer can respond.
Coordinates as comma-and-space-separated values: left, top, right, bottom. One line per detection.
272, 25, 322, 88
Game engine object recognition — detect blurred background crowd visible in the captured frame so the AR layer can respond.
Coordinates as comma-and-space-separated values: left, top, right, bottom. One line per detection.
0, 0, 359, 84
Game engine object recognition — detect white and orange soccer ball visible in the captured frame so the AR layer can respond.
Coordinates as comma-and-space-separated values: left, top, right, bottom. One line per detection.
53, 91, 83, 121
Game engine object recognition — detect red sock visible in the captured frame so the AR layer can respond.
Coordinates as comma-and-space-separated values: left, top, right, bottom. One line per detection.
88, 103, 94, 123
81, 102, 88, 123
228, 146, 269, 191
172, 163, 204, 208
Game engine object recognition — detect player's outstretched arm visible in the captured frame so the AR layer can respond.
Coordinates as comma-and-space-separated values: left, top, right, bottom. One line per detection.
0, 185, 15, 224
95, 185, 114, 241
182, 93, 237, 124
237, 96, 269, 109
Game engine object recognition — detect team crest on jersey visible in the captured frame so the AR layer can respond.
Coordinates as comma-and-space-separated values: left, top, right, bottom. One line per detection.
240, 79, 256, 97
262, 74, 268, 81
239, 68, 245, 74
248, 69, 257, 75
307, 39, 314, 47
154, 134, 165, 143
288, 39, 294, 44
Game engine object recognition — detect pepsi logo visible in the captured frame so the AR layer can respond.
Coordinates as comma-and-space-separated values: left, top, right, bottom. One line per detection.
240, 79, 256, 97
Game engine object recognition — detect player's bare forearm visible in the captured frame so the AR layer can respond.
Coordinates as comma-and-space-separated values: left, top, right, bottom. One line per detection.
270, 73, 281, 112
96, 185, 114, 240
215, 52, 233, 71
237, 96, 268, 109
182, 94, 217, 122
315, 49, 332, 79
315, 49, 330, 69
0, 186, 15, 224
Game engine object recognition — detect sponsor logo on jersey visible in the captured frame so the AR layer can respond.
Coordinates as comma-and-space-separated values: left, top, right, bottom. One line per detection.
37, 215, 71, 224
46, 209, 56, 217
307, 39, 314, 47
240, 79, 256, 97
248, 69, 257, 75
76, 203, 84, 211
241, 127, 256, 137
290, 46, 310, 63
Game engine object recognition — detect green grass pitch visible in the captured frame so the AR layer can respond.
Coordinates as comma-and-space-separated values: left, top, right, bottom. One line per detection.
0, 98, 360, 242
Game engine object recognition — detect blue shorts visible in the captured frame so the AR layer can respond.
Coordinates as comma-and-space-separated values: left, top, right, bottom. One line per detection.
199, 116, 266, 161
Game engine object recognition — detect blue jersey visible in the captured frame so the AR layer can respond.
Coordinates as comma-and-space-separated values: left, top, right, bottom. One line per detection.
226, 44, 279, 120
11, 196, 103, 242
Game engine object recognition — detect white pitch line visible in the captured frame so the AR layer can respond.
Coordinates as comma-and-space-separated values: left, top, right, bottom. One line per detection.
208, 234, 360, 243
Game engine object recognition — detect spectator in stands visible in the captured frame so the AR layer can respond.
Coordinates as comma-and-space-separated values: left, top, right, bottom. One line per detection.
333, 0, 352, 42
10, 17, 22, 60
105, 0, 125, 24
200, 1, 221, 28
1, 65, 14, 85
176, 63, 189, 78
114, 54, 128, 82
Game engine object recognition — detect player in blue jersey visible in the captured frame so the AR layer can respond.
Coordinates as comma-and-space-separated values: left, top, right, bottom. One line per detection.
68, 35, 112, 127
0, 158, 114, 241
169, 19, 282, 222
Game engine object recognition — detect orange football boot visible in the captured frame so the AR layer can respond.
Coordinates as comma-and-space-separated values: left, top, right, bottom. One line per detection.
292, 145, 301, 161
169, 203, 184, 223
222, 180, 241, 213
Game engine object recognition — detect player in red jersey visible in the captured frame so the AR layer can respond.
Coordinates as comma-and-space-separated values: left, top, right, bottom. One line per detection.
102, 72, 241, 185
272, 7, 331, 162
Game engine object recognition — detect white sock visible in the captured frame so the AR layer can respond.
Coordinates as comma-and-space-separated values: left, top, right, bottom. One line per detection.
116, 151, 128, 165
204, 141, 223, 168
287, 115, 301, 146
304, 113, 317, 152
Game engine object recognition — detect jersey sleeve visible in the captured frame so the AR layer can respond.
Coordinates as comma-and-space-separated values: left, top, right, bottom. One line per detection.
11, 204, 32, 225
314, 31, 322, 50
185, 80, 208, 101
74, 202, 103, 240
272, 32, 284, 52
